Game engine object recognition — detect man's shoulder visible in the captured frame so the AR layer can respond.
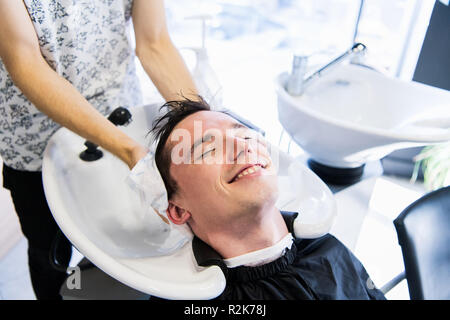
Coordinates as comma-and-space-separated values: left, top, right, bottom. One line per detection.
293, 233, 350, 258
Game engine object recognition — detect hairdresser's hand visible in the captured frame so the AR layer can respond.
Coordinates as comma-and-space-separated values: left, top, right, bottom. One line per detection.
128, 143, 149, 170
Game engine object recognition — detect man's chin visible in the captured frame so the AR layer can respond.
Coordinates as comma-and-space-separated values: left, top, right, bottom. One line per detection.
235, 181, 279, 208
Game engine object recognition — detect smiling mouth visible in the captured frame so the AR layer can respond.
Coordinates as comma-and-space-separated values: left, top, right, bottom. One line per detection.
229, 163, 268, 183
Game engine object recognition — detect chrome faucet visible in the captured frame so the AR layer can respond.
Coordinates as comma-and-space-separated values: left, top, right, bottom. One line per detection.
286, 43, 367, 96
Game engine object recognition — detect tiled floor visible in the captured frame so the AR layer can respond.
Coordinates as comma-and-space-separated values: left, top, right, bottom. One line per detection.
0, 237, 35, 300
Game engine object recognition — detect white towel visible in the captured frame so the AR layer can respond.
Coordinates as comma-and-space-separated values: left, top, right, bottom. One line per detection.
126, 151, 194, 243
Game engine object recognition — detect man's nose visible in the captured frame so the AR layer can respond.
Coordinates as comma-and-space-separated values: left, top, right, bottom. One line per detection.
227, 136, 253, 163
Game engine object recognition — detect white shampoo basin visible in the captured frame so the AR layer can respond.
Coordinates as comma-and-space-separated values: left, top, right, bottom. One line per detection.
42, 102, 336, 299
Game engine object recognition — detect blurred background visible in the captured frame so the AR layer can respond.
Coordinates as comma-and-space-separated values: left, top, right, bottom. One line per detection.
137, 0, 438, 149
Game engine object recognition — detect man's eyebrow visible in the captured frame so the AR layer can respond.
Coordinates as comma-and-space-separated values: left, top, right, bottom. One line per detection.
190, 121, 249, 155
231, 122, 248, 130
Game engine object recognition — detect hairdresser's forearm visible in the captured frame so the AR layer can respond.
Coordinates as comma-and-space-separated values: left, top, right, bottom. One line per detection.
7, 55, 145, 168
137, 37, 198, 101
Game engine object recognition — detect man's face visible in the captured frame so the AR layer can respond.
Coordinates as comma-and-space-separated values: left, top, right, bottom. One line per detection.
166, 111, 278, 230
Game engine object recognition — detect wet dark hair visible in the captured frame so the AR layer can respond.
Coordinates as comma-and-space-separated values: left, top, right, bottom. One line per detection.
151, 96, 211, 199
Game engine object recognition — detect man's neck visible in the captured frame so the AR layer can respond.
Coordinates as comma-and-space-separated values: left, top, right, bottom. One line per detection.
203, 207, 289, 259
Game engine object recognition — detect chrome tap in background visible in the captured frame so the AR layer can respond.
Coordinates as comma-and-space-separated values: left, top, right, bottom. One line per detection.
286, 43, 367, 96
286, 55, 309, 96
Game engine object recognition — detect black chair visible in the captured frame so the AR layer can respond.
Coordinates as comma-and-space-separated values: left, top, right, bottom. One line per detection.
383, 186, 450, 299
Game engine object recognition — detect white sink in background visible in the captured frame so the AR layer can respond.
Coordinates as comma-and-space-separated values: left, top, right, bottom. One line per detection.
276, 63, 450, 168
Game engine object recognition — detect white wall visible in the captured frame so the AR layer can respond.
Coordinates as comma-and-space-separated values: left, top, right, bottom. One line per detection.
0, 158, 23, 260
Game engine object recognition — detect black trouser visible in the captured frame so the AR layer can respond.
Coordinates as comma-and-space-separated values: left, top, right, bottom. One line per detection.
2, 164, 73, 300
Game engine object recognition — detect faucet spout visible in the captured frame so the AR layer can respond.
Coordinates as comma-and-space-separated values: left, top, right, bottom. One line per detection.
286, 43, 366, 96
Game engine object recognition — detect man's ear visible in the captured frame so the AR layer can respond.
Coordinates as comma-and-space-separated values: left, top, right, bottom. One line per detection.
166, 201, 191, 225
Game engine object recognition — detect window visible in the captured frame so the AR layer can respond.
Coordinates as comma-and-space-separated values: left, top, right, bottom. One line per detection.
137, 0, 433, 149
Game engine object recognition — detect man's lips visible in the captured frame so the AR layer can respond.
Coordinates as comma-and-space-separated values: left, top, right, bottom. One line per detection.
228, 162, 268, 183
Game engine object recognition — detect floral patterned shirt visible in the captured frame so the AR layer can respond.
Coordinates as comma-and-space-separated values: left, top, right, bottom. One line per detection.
0, 0, 142, 171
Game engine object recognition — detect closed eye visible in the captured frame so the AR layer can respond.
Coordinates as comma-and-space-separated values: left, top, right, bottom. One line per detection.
201, 148, 215, 159
244, 135, 267, 147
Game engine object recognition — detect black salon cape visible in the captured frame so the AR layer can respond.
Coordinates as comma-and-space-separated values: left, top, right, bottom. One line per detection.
192, 211, 386, 300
